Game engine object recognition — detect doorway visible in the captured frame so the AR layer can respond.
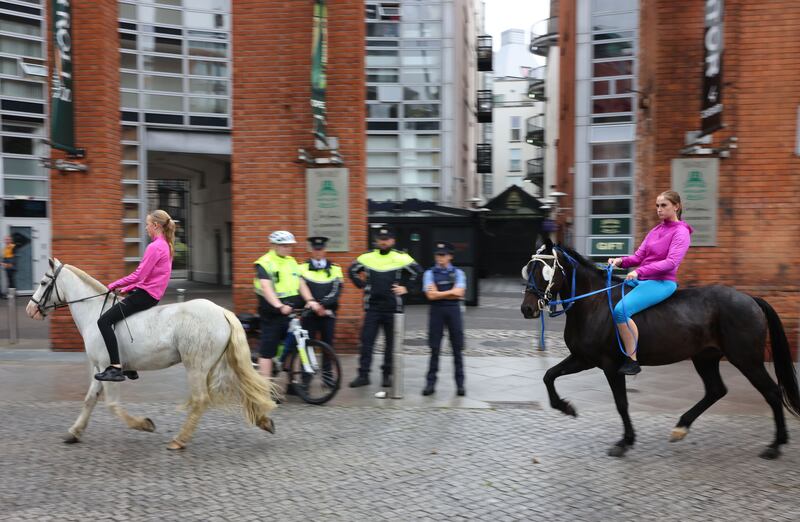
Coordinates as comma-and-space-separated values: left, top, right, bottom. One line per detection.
3, 220, 50, 294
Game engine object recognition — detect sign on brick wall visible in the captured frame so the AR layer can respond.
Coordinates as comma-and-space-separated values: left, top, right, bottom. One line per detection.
51, 0, 78, 154
307, 168, 349, 251
671, 158, 718, 246
311, 0, 328, 149
701, 0, 724, 136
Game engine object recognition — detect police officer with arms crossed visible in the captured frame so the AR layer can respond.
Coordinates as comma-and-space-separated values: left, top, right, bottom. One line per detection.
299, 236, 343, 347
422, 241, 467, 397
254, 230, 321, 381
348, 227, 422, 388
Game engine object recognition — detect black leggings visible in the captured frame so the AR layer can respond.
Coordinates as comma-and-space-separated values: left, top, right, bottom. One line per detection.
97, 289, 159, 365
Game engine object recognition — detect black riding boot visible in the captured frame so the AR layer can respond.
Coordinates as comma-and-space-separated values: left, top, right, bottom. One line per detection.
95, 365, 125, 382
618, 358, 641, 375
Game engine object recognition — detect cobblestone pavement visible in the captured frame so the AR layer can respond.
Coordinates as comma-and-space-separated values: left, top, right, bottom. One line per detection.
1, 400, 799, 521
379, 329, 569, 358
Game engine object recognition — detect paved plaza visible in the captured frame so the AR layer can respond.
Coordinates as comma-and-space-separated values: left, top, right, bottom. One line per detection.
1, 280, 799, 520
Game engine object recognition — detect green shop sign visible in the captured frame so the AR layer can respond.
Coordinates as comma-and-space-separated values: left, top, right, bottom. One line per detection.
51, 0, 79, 155
591, 217, 630, 236
590, 238, 631, 256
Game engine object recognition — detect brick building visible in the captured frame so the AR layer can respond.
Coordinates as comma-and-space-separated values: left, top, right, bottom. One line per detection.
554, 0, 799, 354
39, 0, 367, 350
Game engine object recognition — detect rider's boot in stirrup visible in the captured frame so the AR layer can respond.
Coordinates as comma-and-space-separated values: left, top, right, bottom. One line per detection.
618, 358, 641, 376
95, 365, 126, 382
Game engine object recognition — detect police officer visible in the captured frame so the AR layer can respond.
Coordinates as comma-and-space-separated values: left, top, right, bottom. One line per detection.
422, 241, 467, 397
348, 227, 422, 388
299, 236, 343, 347
254, 230, 319, 380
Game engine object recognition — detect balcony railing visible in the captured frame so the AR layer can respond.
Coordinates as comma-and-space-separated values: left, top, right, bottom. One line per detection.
526, 157, 544, 189
477, 143, 492, 173
527, 65, 546, 100
530, 17, 558, 56
477, 35, 493, 71
477, 90, 493, 123
526, 114, 545, 146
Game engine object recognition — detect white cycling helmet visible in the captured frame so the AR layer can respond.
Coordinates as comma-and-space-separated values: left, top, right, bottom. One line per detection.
269, 230, 296, 244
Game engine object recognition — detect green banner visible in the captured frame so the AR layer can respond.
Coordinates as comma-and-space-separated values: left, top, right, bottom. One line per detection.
51, 0, 78, 155
591, 217, 631, 235
311, 0, 328, 148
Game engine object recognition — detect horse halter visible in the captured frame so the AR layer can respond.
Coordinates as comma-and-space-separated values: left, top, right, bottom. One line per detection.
523, 246, 566, 311
29, 263, 66, 317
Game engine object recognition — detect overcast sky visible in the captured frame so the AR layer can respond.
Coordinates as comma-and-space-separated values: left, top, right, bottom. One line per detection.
483, 0, 551, 50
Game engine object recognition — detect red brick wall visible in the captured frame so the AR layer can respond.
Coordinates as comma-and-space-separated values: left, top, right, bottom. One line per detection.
231, 1, 366, 349
556, 0, 576, 242
638, 0, 800, 356
49, 0, 123, 351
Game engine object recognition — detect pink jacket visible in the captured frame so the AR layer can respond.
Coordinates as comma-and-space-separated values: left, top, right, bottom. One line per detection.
109, 236, 172, 300
619, 220, 693, 282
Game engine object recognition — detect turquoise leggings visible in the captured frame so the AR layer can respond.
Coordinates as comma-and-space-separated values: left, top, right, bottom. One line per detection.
613, 279, 677, 324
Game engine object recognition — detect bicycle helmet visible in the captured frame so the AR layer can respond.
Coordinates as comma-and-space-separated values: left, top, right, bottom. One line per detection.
269, 230, 296, 244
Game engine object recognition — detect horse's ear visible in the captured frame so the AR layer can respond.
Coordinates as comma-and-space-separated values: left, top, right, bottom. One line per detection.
48, 258, 54, 269
543, 236, 554, 251
51, 257, 61, 268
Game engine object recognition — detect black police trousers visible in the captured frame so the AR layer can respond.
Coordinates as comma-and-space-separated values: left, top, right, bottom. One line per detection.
303, 314, 336, 347
426, 305, 464, 386
357, 309, 395, 378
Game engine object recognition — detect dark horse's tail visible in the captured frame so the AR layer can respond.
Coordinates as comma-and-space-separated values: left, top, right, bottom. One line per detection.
752, 297, 800, 418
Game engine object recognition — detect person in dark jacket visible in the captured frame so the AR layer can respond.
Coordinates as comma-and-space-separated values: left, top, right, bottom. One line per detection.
299, 236, 343, 347
348, 227, 421, 388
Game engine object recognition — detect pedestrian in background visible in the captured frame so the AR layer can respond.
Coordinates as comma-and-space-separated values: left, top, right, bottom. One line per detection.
422, 241, 466, 397
348, 227, 421, 388
2, 235, 17, 297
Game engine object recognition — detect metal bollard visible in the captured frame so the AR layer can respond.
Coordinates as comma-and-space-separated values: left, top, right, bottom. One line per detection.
390, 312, 405, 399
8, 288, 17, 344
176, 288, 186, 303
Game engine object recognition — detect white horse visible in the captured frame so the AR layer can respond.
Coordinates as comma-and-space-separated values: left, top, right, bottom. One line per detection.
26, 258, 278, 450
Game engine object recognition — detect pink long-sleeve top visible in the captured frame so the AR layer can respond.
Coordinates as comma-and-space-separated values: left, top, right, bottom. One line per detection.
108, 236, 172, 300
619, 220, 693, 282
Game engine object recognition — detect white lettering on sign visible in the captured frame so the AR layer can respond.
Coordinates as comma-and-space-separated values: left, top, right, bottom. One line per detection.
597, 242, 624, 251
55, 0, 72, 80
704, 0, 723, 78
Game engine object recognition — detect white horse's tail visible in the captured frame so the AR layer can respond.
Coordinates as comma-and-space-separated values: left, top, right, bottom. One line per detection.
208, 309, 279, 425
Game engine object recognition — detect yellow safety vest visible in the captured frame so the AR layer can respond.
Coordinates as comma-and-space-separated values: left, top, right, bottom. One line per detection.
299, 262, 344, 283
253, 250, 300, 299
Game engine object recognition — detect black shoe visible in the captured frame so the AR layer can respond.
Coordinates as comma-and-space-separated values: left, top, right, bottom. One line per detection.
349, 375, 370, 388
457, 386, 466, 397
382, 375, 392, 388
422, 383, 435, 396
123, 370, 139, 380
286, 383, 298, 396
618, 358, 641, 376
95, 366, 125, 382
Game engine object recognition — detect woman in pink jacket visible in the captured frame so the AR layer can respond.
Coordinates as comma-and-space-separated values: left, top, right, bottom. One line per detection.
94, 210, 175, 382
607, 191, 693, 376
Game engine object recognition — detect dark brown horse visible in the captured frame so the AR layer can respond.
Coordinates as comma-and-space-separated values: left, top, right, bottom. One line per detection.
520, 239, 800, 459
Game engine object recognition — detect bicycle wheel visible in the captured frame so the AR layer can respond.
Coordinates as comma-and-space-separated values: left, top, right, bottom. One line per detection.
285, 339, 341, 405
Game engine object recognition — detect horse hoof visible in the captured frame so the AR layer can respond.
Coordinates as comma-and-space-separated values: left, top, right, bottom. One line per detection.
139, 418, 156, 433
562, 400, 578, 418
669, 427, 689, 442
608, 443, 631, 458
759, 447, 781, 460
259, 417, 275, 434
63, 433, 80, 444
166, 440, 186, 451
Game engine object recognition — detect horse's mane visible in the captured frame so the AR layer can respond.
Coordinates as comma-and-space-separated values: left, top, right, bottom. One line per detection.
65, 265, 109, 294
557, 245, 625, 283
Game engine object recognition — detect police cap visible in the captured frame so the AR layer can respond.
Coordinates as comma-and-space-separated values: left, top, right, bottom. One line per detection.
374, 227, 395, 239
434, 241, 454, 255
307, 236, 329, 250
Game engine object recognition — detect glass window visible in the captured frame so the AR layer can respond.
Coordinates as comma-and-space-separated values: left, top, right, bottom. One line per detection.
143, 74, 183, 92
591, 199, 631, 215
367, 23, 399, 38
151, 0, 183, 6
367, 86, 378, 100
401, 151, 439, 167
400, 134, 439, 148
616, 78, 632, 94
119, 3, 136, 20
594, 31, 635, 42
122, 145, 138, 161
2, 118, 43, 135
120, 52, 138, 70
367, 121, 399, 130
593, 60, 632, 77
121, 73, 137, 89
0, 14, 42, 36
189, 60, 227, 77
189, 97, 227, 113
368, 187, 399, 200
4, 179, 47, 197
591, 180, 631, 196
592, 114, 633, 124
403, 85, 439, 101
401, 5, 442, 20
404, 104, 439, 118
367, 169, 399, 185
143, 93, 183, 111
121, 126, 138, 141
401, 22, 441, 38
591, 143, 632, 160
509, 149, 521, 172
121, 91, 138, 108
141, 36, 183, 54
367, 135, 399, 149
404, 121, 439, 130
186, 29, 226, 40
366, 49, 400, 67
366, 4, 378, 20
401, 50, 440, 67
139, 6, 183, 25
143, 55, 182, 74
614, 162, 632, 177
367, 151, 399, 167
367, 68, 398, 82
593, 0, 637, 12
403, 186, 438, 200
183, 0, 226, 9
594, 41, 633, 59
377, 85, 402, 101
367, 103, 399, 119
185, 11, 229, 30
510, 116, 521, 142
403, 68, 440, 83
188, 40, 227, 58
591, 12, 637, 32
189, 78, 227, 95
593, 80, 609, 95
591, 163, 611, 179
593, 97, 632, 114
402, 169, 439, 184
0, 36, 42, 57
0, 57, 17, 75
1, 79, 43, 99
2, 136, 37, 155
4, 157, 43, 176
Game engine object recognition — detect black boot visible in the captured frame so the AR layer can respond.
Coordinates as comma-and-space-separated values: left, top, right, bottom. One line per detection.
456, 386, 466, 397
422, 383, 435, 396
123, 370, 139, 380
349, 375, 370, 388
95, 366, 125, 382
618, 358, 641, 376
